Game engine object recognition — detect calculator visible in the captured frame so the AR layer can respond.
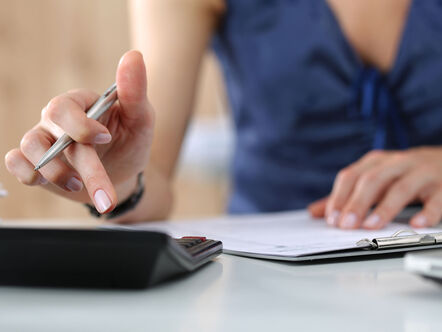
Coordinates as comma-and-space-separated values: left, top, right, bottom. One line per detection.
405, 249, 442, 285
0, 227, 222, 289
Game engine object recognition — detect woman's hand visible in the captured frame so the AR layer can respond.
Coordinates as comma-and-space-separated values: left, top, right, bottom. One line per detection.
4, 50, 154, 214
308, 148, 442, 229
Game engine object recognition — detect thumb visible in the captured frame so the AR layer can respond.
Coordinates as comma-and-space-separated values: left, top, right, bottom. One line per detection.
115, 50, 149, 125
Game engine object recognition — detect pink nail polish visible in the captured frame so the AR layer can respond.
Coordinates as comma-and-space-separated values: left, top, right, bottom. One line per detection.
341, 213, 357, 229
327, 210, 340, 226
413, 215, 427, 227
94, 133, 112, 144
94, 189, 111, 213
66, 177, 83, 192
363, 214, 381, 228
39, 177, 48, 185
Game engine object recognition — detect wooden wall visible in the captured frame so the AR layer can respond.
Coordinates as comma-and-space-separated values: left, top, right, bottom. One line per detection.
0, 0, 227, 220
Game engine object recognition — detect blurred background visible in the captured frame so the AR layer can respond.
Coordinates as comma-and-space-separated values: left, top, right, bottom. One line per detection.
0, 0, 232, 220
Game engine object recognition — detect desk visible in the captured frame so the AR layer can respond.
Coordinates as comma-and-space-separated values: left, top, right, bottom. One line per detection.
0, 222, 441, 332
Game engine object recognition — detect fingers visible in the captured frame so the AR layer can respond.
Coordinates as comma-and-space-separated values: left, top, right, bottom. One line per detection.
64, 143, 117, 213
115, 50, 151, 128
361, 168, 434, 229
17, 128, 83, 192
410, 188, 442, 228
337, 154, 416, 229
308, 197, 328, 218
8, 125, 116, 214
42, 92, 112, 144
5, 149, 47, 186
325, 150, 386, 226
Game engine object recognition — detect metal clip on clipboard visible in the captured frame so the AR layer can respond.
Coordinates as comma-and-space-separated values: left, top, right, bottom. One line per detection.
357, 230, 442, 250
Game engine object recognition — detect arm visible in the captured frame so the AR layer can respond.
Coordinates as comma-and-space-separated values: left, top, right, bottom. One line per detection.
118, 0, 225, 222
4, 0, 225, 223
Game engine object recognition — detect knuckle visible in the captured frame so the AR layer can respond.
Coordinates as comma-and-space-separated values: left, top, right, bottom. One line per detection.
4, 149, 20, 169
359, 170, 379, 186
84, 174, 101, 189
51, 173, 67, 185
46, 96, 66, 122
75, 125, 92, 142
337, 167, 355, 183
375, 203, 395, 220
346, 197, 363, 211
4, 150, 24, 176
365, 149, 385, 161
390, 151, 409, 164
20, 131, 39, 153
42, 170, 66, 187
392, 181, 411, 195
44, 106, 58, 124
378, 192, 404, 217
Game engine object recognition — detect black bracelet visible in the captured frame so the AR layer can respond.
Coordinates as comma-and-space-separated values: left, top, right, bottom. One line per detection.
85, 173, 144, 220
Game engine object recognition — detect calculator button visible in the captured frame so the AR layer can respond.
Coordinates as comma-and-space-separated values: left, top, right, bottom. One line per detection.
182, 236, 206, 242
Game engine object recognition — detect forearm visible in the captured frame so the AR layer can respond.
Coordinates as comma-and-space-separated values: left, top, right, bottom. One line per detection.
129, 0, 225, 177
110, 0, 225, 223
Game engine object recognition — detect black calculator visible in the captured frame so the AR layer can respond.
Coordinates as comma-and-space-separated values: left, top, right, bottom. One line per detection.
0, 227, 222, 289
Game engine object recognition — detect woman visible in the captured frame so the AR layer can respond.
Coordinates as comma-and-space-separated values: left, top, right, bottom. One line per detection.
4, 0, 442, 229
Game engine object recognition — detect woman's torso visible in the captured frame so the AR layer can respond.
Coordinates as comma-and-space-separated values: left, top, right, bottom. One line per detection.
213, 0, 442, 213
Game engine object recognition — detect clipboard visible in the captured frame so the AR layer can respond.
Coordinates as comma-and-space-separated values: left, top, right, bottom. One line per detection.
126, 210, 442, 262
235, 230, 442, 262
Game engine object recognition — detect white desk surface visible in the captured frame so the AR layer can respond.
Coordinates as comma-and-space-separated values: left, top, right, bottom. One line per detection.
0, 221, 441, 332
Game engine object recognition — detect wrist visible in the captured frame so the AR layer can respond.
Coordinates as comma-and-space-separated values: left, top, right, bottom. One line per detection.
115, 174, 140, 203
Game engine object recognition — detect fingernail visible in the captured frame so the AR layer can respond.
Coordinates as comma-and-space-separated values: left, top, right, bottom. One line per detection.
39, 177, 48, 185
94, 189, 111, 213
363, 214, 381, 228
66, 177, 83, 192
326, 210, 340, 226
94, 133, 112, 144
341, 213, 358, 229
413, 215, 427, 227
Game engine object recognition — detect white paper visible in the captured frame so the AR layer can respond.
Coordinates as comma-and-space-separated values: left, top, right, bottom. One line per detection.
106, 209, 440, 259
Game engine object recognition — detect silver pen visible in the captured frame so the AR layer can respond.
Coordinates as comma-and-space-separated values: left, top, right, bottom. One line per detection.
34, 83, 118, 171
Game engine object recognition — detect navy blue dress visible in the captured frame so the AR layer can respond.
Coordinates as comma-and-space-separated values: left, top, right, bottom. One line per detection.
212, 0, 442, 213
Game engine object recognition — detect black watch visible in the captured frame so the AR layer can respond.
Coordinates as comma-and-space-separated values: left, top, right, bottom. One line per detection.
85, 173, 144, 220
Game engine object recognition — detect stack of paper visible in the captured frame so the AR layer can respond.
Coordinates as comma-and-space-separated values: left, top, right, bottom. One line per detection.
107, 210, 441, 261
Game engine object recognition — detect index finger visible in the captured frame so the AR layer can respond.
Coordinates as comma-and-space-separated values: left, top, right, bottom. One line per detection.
326, 150, 386, 226
64, 143, 117, 214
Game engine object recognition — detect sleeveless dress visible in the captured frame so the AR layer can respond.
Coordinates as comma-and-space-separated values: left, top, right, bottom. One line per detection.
212, 0, 442, 213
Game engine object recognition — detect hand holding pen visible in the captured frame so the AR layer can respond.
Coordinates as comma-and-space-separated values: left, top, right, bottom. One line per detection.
5, 51, 153, 215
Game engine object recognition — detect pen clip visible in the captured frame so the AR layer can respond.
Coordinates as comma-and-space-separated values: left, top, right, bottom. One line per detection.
103, 83, 117, 98
86, 83, 118, 121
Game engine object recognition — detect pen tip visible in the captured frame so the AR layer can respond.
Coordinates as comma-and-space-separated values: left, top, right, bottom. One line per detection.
34, 166, 40, 171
